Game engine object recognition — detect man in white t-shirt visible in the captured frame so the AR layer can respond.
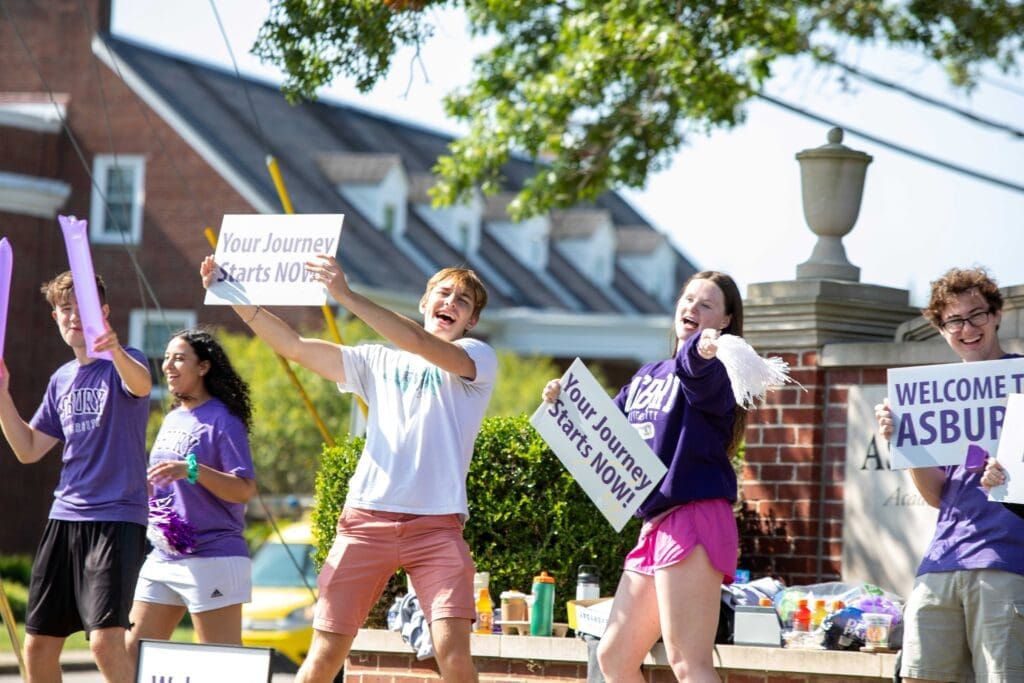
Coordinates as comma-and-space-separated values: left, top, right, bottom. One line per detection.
202, 255, 496, 683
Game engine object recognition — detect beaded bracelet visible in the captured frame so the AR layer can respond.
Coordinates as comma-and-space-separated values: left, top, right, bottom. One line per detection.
185, 452, 199, 485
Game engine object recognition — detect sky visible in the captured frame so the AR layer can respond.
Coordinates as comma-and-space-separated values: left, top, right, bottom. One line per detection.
111, 1, 1024, 307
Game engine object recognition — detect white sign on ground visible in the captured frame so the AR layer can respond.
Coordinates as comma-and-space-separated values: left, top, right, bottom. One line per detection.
204, 213, 344, 307
886, 357, 1024, 469
530, 358, 666, 532
989, 393, 1024, 506
135, 639, 271, 682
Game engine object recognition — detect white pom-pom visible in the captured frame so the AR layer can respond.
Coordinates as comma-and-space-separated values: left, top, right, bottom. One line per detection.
714, 334, 796, 408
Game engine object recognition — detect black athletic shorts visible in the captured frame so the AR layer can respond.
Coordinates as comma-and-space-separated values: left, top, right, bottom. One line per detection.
25, 519, 147, 637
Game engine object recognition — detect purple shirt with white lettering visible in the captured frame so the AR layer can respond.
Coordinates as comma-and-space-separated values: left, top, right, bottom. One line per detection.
614, 333, 737, 520
917, 353, 1024, 577
148, 398, 254, 559
30, 348, 149, 525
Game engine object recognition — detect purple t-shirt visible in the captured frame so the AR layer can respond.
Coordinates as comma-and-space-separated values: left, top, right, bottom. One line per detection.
918, 354, 1024, 577
30, 348, 149, 525
148, 398, 254, 560
614, 333, 737, 520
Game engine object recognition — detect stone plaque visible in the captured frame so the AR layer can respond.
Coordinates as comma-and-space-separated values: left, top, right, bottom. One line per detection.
842, 385, 938, 598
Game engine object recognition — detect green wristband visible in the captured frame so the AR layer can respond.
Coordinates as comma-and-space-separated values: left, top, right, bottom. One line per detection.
185, 452, 199, 485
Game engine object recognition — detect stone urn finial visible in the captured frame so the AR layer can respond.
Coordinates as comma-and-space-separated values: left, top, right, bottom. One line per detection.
795, 127, 873, 281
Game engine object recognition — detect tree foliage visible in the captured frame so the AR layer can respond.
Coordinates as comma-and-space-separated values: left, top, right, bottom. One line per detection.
254, 0, 1023, 219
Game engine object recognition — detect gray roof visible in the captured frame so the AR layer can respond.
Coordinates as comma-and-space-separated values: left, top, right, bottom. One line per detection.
616, 226, 666, 254
103, 34, 698, 314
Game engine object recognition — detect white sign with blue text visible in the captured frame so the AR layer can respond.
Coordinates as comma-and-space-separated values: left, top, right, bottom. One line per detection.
886, 357, 1024, 469
204, 213, 344, 307
530, 358, 667, 531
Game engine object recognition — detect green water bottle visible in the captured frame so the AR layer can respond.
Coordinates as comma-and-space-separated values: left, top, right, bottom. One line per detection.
529, 571, 555, 636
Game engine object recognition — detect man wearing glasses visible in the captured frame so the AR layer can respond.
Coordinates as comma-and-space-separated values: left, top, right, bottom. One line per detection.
875, 267, 1024, 683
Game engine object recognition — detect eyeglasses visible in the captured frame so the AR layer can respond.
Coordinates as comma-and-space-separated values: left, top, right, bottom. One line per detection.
940, 310, 993, 333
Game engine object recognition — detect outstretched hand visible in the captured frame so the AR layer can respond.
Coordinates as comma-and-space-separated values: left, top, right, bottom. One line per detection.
306, 254, 352, 302
542, 379, 561, 403
200, 255, 218, 290
697, 328, 721, 360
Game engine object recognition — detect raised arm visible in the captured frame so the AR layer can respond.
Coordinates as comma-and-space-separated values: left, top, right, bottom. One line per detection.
0, 359, 59, 463
201, 256, 346, 383
310, 255, 478, 379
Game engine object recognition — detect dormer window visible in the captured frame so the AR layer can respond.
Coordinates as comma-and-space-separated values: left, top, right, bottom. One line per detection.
616, 226, 676, 304
409, 173, 482, 255
550, 209, 615, 287
318, 153, 407, 237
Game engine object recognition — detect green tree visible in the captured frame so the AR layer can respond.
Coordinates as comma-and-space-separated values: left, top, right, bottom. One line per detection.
254, 1, 1023, 219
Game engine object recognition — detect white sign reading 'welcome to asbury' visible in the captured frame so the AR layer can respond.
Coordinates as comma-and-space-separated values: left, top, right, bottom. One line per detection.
887, 357, 1024, 469
204, 213, 344, 307
530, 358, 667, 531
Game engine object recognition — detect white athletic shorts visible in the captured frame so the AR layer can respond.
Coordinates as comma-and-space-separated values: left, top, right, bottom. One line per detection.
134, 555, 252, 613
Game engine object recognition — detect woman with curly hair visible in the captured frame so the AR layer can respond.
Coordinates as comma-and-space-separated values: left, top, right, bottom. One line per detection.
126, 329, 257, 655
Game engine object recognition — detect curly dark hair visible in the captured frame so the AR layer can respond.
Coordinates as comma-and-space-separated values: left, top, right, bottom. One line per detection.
923, 267, 1003, 328
169, 329, 253, 433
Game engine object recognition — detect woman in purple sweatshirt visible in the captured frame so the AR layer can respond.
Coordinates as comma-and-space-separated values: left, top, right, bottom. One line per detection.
544, 270, 744, 683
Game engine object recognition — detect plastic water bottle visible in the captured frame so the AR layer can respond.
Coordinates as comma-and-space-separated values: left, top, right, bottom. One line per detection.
576, 565, 600, 601
529, 571, 555, 636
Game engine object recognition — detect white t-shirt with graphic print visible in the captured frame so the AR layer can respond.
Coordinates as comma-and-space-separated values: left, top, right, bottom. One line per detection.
337, 337, 497, 518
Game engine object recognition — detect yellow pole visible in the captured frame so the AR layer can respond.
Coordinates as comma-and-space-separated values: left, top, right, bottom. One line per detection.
266, 156, 343, 345
264, 156, 367, 416
0, 580, 25, 679
204, 227, 336, 447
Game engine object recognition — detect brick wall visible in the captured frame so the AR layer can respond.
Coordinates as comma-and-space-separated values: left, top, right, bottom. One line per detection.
342, 651, 888, 679
738, 348, 889, 586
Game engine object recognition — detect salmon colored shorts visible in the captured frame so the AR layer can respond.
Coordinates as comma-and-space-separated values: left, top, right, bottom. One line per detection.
313, 507, 476, 635
623, 498, 738, 583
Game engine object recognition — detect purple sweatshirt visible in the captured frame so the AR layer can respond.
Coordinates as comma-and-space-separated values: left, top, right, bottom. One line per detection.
614, 333, 737, 520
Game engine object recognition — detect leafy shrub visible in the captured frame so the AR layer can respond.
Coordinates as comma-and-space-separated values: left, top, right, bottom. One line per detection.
0, 580, 28, 621
311, 415, 641, 625
0, 555, 32, 586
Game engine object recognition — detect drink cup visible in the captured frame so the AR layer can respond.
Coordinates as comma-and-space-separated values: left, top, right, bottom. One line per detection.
862, 612, 893, 649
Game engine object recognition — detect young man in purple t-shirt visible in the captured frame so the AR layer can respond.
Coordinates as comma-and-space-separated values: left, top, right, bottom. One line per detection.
876, 267, 1024, 683
0, 271, 151, 683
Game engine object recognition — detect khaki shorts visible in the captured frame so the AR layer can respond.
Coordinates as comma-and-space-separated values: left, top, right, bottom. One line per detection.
900, 569, 1024, 682
313, 507, 476, 635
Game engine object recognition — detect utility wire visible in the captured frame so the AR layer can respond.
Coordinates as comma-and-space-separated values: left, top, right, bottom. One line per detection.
208, 0, 272, 154
980, 74, 1024, 99
757, 92, 1024, 195
832, 59, 1024, 139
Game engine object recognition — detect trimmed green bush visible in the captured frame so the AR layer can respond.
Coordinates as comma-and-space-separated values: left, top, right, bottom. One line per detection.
311, 415, 642, 624
0, 581, 28, 622
0, 555, 32, 586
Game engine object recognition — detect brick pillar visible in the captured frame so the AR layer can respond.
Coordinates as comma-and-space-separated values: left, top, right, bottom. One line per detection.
739, 279, 915, 586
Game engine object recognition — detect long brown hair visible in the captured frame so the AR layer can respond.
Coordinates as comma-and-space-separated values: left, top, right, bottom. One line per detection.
673, 271, 747, 456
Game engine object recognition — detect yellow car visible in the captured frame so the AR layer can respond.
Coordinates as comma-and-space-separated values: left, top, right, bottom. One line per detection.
242, 521, 319, 668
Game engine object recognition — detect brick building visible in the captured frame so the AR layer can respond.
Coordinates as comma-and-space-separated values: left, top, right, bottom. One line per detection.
0, 0, 695, 553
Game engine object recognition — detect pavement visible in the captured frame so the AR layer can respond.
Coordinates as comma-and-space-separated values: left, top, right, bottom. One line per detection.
0, 649, 97, 674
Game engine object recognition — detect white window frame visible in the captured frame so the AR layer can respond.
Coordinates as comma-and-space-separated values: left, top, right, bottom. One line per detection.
89, 154, 145, 245
128, 309, 197, 398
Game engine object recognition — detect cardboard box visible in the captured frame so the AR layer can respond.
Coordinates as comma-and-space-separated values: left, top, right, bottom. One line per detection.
733, 605, 782, 647
567, 598, 613, 637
